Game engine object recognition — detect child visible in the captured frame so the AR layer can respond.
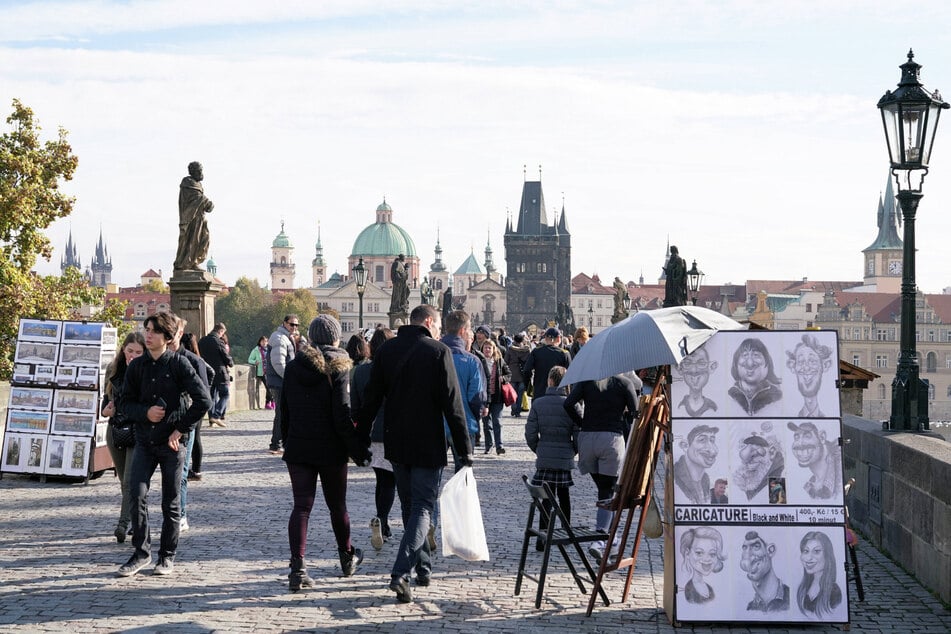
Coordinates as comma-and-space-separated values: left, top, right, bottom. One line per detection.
524, 365, 580, 549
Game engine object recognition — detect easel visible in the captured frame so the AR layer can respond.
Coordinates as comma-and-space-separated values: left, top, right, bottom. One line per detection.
586, 372, 670, 617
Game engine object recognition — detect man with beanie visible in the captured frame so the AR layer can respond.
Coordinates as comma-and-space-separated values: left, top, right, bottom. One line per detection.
280, 314, 371, 589
266, 315, 300, 455
522, 327, 571, 400
355, 304, 473, 604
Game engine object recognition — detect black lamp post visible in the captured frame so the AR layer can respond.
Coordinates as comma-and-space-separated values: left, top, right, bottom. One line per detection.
352, 257, 368, 329
878, 49, 948, 432
686, 260, 704, 306
622, 294, 632, 316
588, 301, 594, 331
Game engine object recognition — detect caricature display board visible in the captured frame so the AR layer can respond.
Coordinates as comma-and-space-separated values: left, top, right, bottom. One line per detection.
2, 319, 115, 480
667, 330, 848, 625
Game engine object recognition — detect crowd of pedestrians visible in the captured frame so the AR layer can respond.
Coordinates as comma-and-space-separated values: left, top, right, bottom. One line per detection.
102, 305, 645, 605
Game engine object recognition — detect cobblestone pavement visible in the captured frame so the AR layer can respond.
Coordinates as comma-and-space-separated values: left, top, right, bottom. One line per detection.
1, 408, 948, 633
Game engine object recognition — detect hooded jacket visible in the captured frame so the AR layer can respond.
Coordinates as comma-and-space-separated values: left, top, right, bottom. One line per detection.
280, 344, 370, 466
440, 333, 485, 434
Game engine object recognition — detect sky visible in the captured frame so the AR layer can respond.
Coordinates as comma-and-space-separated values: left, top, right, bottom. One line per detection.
5, 1, 951, 293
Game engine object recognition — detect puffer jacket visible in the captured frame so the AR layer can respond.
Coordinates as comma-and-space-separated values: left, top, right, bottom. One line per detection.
280, 344, 370, 466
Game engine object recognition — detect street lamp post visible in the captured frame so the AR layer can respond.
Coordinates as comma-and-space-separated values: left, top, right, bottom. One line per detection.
588, 301, 594, 331
623, 294, 633, 316
878, 49, 948, 432
686, 260, 704, 306
352, 257, 368, 329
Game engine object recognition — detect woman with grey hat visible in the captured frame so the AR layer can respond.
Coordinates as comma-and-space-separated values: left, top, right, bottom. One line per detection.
280, 314, 372, 591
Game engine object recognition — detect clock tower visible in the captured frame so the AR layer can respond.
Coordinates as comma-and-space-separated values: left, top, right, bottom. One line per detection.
862, 175, 902, 293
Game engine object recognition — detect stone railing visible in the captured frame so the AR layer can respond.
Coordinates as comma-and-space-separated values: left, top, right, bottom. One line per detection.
842, 414, 951, 603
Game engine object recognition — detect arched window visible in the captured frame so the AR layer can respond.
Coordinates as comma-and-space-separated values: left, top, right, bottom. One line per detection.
878, 383, 886, 400
926, 351, 937, 373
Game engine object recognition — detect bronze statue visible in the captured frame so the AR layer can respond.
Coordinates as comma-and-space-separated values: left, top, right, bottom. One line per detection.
420, 276, 434, 306
174, 161, 214, 271
389, 254, 410, 314
442, 285, 453, 323
663, 245, 688, 307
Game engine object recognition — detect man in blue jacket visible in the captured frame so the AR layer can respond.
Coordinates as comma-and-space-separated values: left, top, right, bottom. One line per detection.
440, 310, 485, 472
117, 312, 212, 578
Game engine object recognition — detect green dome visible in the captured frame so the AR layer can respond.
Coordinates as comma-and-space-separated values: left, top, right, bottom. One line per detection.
377, 200, 392, 213
351, 221, 417, 257
272, 227, 292, 248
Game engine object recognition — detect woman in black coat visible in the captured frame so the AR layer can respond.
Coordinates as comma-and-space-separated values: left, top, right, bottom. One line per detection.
280, 315, 371, 591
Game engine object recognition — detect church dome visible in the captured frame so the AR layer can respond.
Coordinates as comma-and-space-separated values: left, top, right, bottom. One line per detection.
351, 200, 417, 257
272, 225, 292, 248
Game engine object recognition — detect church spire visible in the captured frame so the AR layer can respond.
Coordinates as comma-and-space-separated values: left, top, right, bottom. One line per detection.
431, 226, 447, 272
60, 228, 81, 273
864, 174, 903, 250
484, 228, 495, 275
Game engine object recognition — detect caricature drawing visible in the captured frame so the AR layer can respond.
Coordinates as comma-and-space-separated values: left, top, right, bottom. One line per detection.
679, 527, 726, 604
786, 334, 834, 417
728, 338, 782, 416
733, 432, 784, 501
789, 421, 842, 500
797, 531, 842, 618
677, 347, 719, 417
740, 530, 790, 612
674, 424, 720, 505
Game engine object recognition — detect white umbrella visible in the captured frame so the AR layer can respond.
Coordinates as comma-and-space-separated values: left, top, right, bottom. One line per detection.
559, 306, 745, 386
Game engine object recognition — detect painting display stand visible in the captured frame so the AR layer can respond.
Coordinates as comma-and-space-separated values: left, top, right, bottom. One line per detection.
586, 377, 669, 617
2, 319, 116, 484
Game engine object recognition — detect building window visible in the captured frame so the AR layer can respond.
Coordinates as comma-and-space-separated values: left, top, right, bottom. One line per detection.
596, 300, 602, 309
435, 278, 442, 290
928, 383, 935, 401
596, 316, 603, 327
926, 352, 937, 373
878, 384, 886, 399
875, 354, 888, 368
947, 386, 951, 398
946, 355, 951, 369
928, 330, 936, 342
877, 329, 887, 341
852, 353, 860, 366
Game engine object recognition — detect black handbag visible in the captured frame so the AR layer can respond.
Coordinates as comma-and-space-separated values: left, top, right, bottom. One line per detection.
111, 422, 135, 448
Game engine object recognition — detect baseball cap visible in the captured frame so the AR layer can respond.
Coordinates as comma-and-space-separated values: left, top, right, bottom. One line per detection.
787, 421, 819, 434
686, 424, 719, 444
543, 327, 561, 339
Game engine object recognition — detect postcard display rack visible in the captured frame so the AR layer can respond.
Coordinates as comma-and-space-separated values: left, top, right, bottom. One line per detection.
2, 319, 117, 482
663, 330, 849, 626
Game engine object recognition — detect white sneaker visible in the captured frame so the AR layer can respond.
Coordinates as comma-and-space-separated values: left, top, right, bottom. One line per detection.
180, 517, 189, 532
370, 517, 384, 551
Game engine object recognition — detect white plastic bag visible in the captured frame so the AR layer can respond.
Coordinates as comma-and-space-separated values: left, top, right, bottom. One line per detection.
438, 466, 490, 561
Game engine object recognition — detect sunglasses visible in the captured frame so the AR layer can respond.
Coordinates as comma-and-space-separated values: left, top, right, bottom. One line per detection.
287, 322, 300, 328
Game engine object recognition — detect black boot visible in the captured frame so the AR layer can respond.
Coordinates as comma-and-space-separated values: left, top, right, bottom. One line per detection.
339, 546, 364, 577
288, 556, 315, 592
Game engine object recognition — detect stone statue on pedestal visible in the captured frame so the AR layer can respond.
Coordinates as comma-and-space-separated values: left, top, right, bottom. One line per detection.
174, 161, 214, 271
663, 245, 688, 308
389, 254, 410, 315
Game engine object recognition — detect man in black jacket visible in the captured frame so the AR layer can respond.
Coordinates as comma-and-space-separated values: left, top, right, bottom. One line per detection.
522, 327, 571, 400
198, 322, 233, 427
117, 312, 212, 578
356, 304, 473, 604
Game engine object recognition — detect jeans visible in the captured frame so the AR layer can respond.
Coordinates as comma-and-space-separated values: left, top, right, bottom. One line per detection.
482, 402, 503, 450
190, 418, 203, 473
128, 438, 188, 561
511, 381, 526, 415
391, 463, 442, 581
105, 426, 134, 529
180, 429, 196, 519
269, 387, 283, 450
286, 461, 351, 558
210, 381, 230, 420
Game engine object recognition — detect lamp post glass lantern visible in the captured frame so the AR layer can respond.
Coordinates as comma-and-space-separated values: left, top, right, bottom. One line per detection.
877, 49, 947, 432
588, 302, 594, 331
686, 260, 704, 306
352, 257, 368, 329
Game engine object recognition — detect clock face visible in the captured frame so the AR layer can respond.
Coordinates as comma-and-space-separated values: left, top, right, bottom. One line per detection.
888, 260, 903, 275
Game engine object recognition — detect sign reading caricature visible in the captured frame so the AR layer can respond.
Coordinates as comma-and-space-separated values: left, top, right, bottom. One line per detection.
670, 330, 847, 625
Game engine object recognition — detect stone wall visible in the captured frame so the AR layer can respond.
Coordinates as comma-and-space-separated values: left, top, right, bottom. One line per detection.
842, 414, 951, 603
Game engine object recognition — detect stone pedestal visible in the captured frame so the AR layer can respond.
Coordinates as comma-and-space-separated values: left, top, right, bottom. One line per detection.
388, 310, 408, 330
169, 270, 224, 337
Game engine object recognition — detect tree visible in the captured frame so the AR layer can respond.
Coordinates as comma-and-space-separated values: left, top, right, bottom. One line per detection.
214, 277, 277, 363
0, 99, 88, 378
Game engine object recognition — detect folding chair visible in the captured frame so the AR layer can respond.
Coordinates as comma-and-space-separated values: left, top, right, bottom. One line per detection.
515, 475, 611, 609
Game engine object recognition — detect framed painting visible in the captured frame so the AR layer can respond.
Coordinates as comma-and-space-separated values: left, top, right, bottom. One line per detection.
62, 321, 105, 345
14, 340, 59, 365
76, 367, 100, 389
59, 344, 103, 367
55, 365, 78, 387
2, 434, 29, 472
17, 319, 62, 344
53, 389, 100, 414
102, 327, 118, 350
5, 409, 52, 434
51, 412, 98, 437
44, 436, 92, 476
8, 387, 54, 412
